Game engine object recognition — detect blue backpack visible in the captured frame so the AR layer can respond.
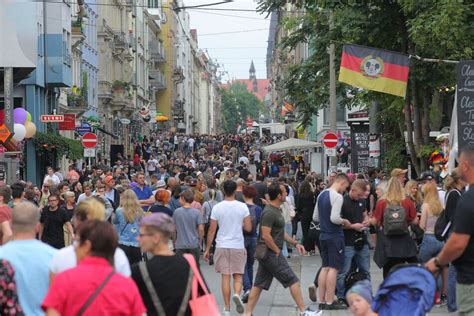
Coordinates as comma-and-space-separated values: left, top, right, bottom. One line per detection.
372, 264, 436, 316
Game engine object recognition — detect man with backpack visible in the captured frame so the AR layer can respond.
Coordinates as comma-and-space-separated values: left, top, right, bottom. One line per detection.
313, 173, 351, 310
426, 145, 474, 315
335, 179, 371, 306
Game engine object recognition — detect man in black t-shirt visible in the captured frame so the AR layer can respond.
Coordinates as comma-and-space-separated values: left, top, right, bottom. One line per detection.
426, 145, 474, 315
39, 194, 74, 249
335, 180, 370, 304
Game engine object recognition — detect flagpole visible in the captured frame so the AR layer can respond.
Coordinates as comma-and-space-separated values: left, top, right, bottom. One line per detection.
328, 11, 337, 168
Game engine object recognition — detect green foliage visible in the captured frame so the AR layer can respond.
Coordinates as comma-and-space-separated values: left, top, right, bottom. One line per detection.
383, 134, 407, 172
221, 82, 264, 133
418, 144, 437, 160
33, 132, 83, 160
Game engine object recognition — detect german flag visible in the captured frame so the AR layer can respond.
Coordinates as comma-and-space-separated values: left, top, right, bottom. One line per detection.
338, 44, 410, 97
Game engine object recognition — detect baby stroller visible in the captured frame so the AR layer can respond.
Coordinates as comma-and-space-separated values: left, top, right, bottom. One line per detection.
372, 264, 436, 316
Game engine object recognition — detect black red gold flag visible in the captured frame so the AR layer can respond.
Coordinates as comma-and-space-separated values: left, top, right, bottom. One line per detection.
339, 44, 410, 97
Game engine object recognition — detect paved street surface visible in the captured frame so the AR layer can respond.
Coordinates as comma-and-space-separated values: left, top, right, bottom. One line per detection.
201, 251, 450, 316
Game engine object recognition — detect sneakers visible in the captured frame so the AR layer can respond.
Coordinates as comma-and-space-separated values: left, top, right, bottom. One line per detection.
299, 308, 323, 316
337, 297, 348, 307
325, 300, 347, 310
241, 290, 250, 304
223, 309, 231, 316
233, 294, 245, 314
308, 284, 317, 302
438, 293, 448, 307
318, 303, 326, 310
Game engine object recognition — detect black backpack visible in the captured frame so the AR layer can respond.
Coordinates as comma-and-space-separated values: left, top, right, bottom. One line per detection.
344, 269, 370, 295
383, 204, 408, 236
434, 189, 460, 241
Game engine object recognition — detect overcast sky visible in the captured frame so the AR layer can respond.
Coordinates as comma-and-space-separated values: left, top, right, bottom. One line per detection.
186, 0, 270, 82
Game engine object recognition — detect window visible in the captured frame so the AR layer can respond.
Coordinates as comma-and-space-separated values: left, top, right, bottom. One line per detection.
148, 0, 160, 8
323, 103, 346, 125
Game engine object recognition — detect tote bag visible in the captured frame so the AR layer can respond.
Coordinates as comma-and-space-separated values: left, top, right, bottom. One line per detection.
183, 254, 220, 316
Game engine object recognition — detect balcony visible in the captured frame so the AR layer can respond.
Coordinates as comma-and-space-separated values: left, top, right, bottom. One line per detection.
149, 69, 166, 90
113, 31, 128, 52
149, 41, 165, 63
172, 66, 185, 84
110, 88, 132, 112
65, 92, 89, 117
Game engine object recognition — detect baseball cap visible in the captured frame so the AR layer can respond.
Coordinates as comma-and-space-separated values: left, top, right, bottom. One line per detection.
156, 180, 166, 188
390, 168, 407, 178
418, 171, 435, 182
104, 176, 114, 184
189, 178, 198, 186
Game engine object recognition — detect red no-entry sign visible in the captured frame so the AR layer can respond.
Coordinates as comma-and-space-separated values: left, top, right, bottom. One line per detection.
322, 132, 338, 148
82, 133, 98, 148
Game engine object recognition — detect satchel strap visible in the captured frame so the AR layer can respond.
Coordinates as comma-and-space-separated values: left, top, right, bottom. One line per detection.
77, 270, 115, 316
139, 261, 193, 316
183, 254, 210, 300
139, 262, 167, 316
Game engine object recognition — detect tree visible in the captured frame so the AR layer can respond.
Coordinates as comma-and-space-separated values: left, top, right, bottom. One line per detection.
259, 0, 473, 175
221, 82, 264, 133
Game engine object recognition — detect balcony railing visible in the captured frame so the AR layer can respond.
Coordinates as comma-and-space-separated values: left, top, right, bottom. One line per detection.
149, 68, 166, 90
149, 40, 165, 63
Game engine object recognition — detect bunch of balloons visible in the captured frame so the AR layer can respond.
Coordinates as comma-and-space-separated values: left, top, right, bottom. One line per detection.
13, 108, 37, 142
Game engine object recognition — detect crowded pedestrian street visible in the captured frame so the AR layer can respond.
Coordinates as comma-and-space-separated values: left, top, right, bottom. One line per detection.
1, 0, 473, 316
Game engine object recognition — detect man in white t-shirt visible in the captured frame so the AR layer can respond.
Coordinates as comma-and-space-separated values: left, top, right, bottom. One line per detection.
147, 155, 159, 176
204, 180, 252, 316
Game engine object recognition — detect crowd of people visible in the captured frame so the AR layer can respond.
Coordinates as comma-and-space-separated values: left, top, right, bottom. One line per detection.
0, 132, 473, 316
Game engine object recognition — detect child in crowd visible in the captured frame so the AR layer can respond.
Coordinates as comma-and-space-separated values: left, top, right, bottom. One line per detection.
346, 280, 376, 316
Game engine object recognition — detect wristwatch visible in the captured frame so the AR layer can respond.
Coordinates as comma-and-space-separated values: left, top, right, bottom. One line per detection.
434, 257, 445, 269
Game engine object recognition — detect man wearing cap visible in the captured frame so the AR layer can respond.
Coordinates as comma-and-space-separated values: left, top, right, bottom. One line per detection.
418, 171, 446, 208
390, 168, 407, 185
104, 176, 120, 211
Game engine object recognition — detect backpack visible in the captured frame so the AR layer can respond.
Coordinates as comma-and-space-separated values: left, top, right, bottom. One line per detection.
434, 189, 460, 241
383, 204, 408, 236
344, 269, 370, 296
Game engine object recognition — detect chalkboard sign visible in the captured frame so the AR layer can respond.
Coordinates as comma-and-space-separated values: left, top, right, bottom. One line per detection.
350, 124, 370, 174
457, 60, 474, 150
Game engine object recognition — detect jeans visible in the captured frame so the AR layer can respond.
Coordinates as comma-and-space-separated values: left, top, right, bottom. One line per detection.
418, 234, 444, 264
336, 245, 371, 298
243, 237, 257, 292
448, 264, 457, 312
282, 222, 293, 257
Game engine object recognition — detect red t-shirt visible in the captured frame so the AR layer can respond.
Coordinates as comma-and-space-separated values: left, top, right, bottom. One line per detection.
373, 198, 416, 226
42, 256, 146, 316
0, 205, 12, 244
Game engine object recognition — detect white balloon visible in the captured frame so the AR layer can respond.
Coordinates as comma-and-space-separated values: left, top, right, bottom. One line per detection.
13, 123, 26, 142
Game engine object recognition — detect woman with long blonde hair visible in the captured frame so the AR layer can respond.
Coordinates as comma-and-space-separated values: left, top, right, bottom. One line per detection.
405, 180, 423, 211
371, 177, 418, 278
419, 181, 448, 303
113, 189, 144, 265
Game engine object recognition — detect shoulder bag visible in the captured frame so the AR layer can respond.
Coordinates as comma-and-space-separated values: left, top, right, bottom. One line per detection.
139, 261, 193, 316
77, 270, 115, 316
183, 254, 220, 316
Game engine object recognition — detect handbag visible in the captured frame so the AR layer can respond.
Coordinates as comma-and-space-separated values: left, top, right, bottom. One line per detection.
255, 242, 269, 260
183, 254, 220, 316
139, 262, 193, 316
77, 270, 115, 316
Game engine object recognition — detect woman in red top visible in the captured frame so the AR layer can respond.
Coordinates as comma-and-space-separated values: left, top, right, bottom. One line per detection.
371, 177, 419, 278
43, 220, 146, 316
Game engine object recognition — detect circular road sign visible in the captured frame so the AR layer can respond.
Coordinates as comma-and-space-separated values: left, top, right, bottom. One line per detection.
322, 132, 338, 148
81, 132, 98, 148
